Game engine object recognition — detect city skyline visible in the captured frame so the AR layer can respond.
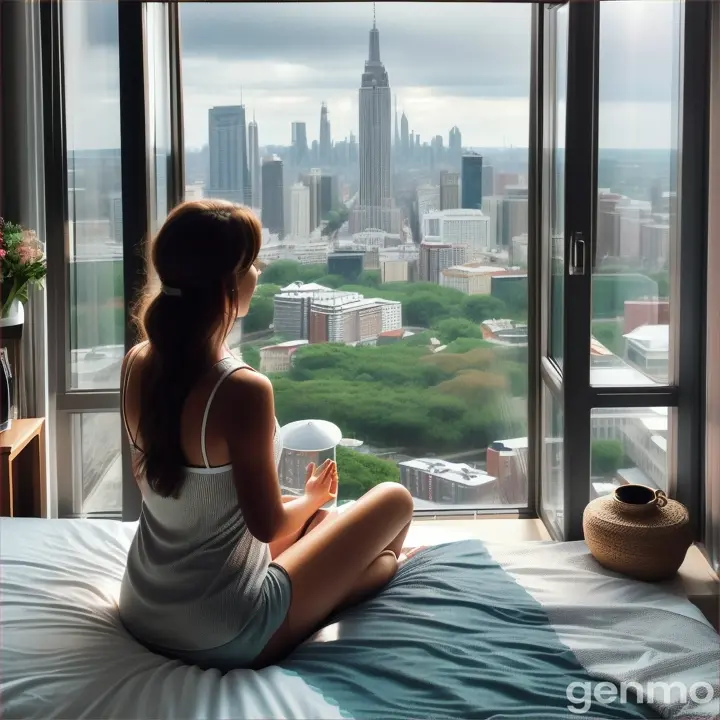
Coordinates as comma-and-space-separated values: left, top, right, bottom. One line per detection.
65, 1, 682, 152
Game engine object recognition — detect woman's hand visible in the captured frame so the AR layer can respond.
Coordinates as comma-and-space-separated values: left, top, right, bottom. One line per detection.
304, 459, 338, 509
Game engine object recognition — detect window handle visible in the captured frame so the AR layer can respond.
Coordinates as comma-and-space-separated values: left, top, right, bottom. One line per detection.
570, 232, 586, 276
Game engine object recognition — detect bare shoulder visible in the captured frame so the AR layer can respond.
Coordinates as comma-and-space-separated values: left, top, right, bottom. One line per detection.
121, 342, 149, 379
217, 366, 274, 422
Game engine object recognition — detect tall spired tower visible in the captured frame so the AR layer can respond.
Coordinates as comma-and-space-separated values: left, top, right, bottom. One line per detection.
356, 3, 393, 231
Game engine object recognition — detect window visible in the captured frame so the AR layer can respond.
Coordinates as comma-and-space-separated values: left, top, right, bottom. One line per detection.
180, 1, 532, 511
64, 0, 124, 391
49, 1, 179, 518
591, 0, 681, 387
52, 0, 125, 517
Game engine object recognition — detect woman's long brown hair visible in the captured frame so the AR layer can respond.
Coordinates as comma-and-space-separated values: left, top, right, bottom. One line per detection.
132, 200, 262, 498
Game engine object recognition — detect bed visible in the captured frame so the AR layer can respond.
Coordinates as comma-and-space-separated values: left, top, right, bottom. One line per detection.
1, 518, 717, 719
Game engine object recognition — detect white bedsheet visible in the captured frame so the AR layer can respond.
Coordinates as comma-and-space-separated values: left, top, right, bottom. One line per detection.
489, 542, 720, 719
0, 518, 343, 719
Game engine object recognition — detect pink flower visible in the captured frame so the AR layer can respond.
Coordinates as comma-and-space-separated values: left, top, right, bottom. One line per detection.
0, 249, 5, 259
17, 230, 43, 264
17, 245, 40, 264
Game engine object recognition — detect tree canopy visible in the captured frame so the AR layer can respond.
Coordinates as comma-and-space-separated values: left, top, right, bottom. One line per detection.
336, 446, 400, 501
591, 440, 625, 475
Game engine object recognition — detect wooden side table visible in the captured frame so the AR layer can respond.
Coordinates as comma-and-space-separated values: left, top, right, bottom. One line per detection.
0, 418, 46, 517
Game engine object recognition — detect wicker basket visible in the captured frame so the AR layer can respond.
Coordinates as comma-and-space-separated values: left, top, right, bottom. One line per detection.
583, 484, 691, 582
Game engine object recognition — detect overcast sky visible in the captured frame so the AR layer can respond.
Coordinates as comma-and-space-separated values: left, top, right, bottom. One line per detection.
64, 1, 681, 152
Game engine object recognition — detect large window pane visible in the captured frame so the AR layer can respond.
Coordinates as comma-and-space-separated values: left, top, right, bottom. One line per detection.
72, 412, 122, 516
64, 0, 124, 390
590, 407, 669, 499
591, 1, 681, 386
181, 2, 531, 509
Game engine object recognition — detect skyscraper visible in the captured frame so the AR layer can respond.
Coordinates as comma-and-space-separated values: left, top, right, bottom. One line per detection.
355, 8, 394, 231
461, 152, 483, 210
290, 182, 310, 237
262, 155, 284, 236
449, 126, 462, 163
207, 105, 248, 205
291, 121, 308, 166
394, 95, 400, 148
482, 164, 496, 197
248, 114, 261, 208
401, 112, 409, 159
501, 185, 529, 247
311, 139, 319, 166
301, 168, 322, 231
440, 171, 460, 210
319, 103, 332, 166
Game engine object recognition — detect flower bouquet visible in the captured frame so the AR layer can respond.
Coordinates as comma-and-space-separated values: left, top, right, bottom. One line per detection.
0, 217, 47, 325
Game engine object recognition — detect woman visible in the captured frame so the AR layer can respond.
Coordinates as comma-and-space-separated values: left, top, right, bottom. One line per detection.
119, 199, 414, 671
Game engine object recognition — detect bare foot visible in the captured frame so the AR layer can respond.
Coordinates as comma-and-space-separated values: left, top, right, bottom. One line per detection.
398, 545, 428, 566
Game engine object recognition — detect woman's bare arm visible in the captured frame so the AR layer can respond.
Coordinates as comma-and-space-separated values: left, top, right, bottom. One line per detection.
219, 370, 333, 543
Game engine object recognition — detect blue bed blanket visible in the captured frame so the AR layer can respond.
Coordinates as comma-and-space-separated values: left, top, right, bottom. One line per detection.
283, 541, 717, 720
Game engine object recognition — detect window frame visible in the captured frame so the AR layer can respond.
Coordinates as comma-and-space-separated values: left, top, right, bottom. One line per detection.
42, 1, 183, 520
536, 0, 709, 541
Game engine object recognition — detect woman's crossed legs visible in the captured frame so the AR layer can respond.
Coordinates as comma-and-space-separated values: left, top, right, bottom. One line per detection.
253, 482, 413, 668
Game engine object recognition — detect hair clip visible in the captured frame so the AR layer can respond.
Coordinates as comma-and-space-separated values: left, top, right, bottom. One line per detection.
161, 284, 182, 297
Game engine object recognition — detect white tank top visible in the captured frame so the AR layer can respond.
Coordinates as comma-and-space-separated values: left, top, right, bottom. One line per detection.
118, 356, 283, 651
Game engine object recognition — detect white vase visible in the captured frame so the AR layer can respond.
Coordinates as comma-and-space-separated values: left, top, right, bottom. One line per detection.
0, 299, 25, 327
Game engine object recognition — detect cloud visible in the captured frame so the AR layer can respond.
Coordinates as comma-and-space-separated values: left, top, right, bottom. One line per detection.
65, 0, 682, 150
180, 2, 533, 99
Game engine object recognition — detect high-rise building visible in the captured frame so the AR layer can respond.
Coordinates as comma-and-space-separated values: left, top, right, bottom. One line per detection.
483, 196, 504, 248
394, 95, 400, 149
319, 103, 332, 166
461, 152, 483, 210
501, 185, 529, 246
355, 10, 393, 231
422, 208, 490, 260
301, 168, 322, 231
311, 139, 319, 165
401, 112, 409, 159
261, 155, 284, 236
432, 135, 444, 164
440, 171, 460, 210
420, 241, 468, 283
309, 295, 401, 345
449, 126, 462, 164
290, 182, 310, 238
273, 283, 362, 340
248, 114, 261, 209
291, 122, 308, 166
482, 165, 495, 197
320, 174, 338, 220
207, 105, 248, 205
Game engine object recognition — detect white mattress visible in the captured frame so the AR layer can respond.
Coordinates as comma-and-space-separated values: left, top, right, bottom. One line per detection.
0, 518, 344, 719
1, 517, 717, 719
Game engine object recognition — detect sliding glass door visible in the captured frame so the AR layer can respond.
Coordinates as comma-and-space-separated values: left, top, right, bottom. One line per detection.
539, 0, 707, 541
